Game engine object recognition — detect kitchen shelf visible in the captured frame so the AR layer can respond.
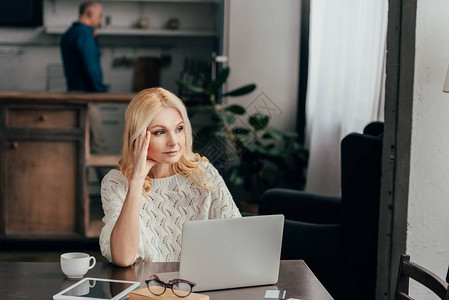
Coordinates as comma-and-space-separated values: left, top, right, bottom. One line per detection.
45, 26, 217, 37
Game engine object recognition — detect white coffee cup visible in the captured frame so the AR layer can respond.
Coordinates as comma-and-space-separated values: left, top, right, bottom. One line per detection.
60, 252, 96, 279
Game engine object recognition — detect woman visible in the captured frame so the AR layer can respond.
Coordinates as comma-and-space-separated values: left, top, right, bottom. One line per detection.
99, 88, 241, 267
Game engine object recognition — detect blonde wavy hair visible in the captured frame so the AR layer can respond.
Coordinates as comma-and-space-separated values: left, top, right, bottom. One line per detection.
119, 87, 211, 194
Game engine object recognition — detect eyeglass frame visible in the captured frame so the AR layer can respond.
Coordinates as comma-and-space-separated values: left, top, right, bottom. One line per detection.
145, 273, 196, 298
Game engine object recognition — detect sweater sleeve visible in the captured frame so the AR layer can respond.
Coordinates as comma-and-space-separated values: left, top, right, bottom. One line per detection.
203, 162, 242, 219
99, 170, 145, 263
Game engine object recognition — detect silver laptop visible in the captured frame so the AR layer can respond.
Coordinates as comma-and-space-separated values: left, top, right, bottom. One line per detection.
178, 214, 284, 292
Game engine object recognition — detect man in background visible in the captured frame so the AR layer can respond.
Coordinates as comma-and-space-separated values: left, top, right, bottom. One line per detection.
61, 0, 107, 93
60, 0, 107, 154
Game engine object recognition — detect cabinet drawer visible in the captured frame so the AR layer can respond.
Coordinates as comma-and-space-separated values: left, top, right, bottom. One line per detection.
6, 107, 79, 129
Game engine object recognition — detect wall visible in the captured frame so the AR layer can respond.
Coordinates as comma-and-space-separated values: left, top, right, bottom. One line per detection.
0, 28, 59, 91
227, 0, 300, 132
408, 0, 449, 298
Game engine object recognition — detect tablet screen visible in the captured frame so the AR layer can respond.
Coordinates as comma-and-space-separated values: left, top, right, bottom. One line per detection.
56, 278, 139, 300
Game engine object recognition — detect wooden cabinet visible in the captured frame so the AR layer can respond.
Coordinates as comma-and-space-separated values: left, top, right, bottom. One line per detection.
0, 91, 133, 240
1, 103, 86, 237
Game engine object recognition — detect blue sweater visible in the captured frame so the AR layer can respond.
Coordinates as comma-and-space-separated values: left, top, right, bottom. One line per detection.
60, 22, 107, 92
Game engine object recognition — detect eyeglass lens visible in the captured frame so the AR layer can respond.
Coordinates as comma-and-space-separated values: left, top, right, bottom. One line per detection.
172, 282, 192, 297
147, 279, 165, 296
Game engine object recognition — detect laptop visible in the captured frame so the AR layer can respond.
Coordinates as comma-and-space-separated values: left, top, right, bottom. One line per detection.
177, 214, 284, 292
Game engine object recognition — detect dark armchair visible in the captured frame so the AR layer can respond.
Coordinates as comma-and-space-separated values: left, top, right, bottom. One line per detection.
259, 122, 383, 300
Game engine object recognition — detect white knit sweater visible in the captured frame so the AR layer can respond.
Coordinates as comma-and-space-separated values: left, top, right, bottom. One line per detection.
99, 161, 241, 263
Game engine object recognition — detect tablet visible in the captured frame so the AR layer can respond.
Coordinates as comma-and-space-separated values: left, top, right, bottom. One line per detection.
53, 277, 140, 300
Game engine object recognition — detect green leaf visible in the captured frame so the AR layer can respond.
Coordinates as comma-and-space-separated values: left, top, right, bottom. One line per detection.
176, 80, 207, 94
206, 82, 217, 95
206, 68, 230, 95
284, 132, 299, 139
234, 131, 256, 150
243, 141, 258, 152
265, 148, 286, 157
232, 127, 251, 135
226, 114, 236, 125
249, 113, 269, 130
223, 84, 256, 97
224, 104, 246, 115
218, 112, 236, 126
215, 68, 230, 89
262, 127, 284, 141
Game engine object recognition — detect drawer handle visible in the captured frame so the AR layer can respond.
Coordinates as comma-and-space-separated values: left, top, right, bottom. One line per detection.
9, 142, 19, 149
39, 115, 48, 122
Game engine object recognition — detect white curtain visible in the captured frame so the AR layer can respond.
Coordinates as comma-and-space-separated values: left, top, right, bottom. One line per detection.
305, 0, 388, 196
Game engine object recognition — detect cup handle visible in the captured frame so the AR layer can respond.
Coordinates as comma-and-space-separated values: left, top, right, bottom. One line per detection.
88, 256, 96, 270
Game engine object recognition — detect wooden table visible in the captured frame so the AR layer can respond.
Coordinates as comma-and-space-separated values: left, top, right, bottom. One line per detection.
0, 260, 333, 300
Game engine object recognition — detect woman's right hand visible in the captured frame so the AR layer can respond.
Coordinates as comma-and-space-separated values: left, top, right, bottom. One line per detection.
131, 130, 157, 181
111, 130, 155, 267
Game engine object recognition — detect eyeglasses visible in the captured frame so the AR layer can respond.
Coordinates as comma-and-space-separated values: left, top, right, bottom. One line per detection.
145, 274, 196, 298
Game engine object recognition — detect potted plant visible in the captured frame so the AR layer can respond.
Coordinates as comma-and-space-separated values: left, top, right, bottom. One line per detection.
177, 68, 308, 204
